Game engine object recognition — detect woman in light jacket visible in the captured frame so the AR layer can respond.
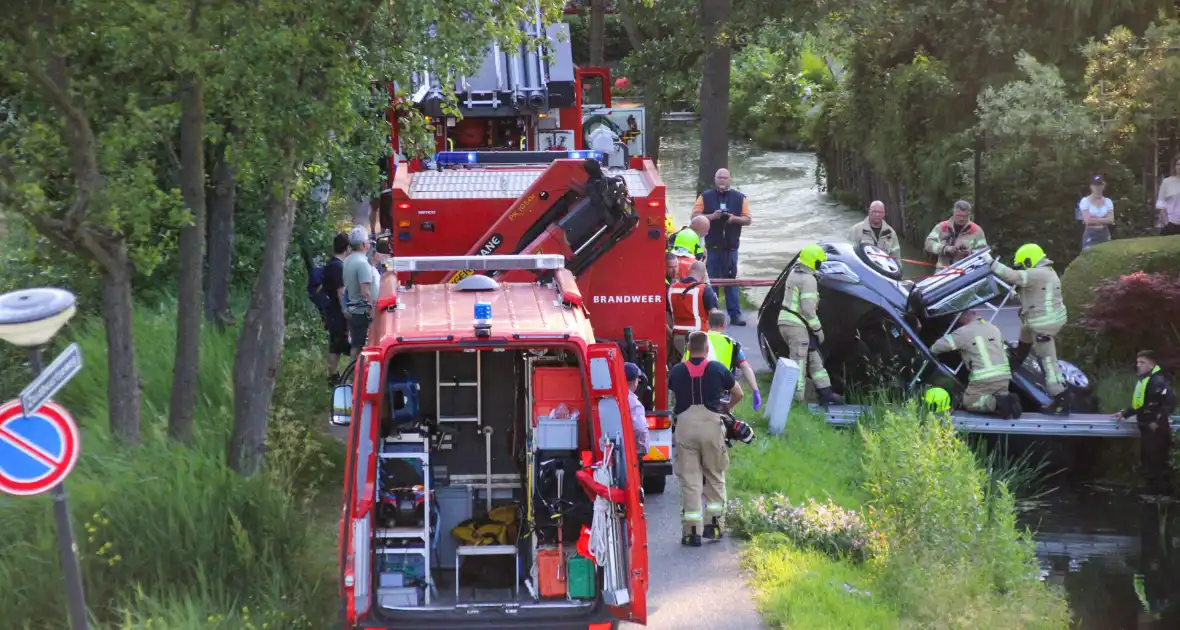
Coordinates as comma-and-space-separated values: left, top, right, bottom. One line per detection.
1156, 154, 1180, 236
1078, 175, 1114, 250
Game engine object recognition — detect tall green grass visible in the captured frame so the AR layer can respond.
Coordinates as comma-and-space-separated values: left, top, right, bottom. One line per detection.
0, 301, 343, 629
729, 402, 1072, 629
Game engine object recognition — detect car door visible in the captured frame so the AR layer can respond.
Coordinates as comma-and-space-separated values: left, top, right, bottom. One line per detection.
585, 342, 648, 625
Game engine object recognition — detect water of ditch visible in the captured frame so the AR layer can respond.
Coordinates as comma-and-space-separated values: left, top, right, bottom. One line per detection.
658, 123, 1180, 628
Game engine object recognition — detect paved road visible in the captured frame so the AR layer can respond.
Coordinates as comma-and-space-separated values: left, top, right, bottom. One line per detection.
640, 475, 764, 629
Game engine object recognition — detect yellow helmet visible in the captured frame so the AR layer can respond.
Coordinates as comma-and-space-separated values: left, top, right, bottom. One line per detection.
1013, 243, 1046, 269
798, 244, 827, 270
923, 387, 951, 413
665, 215, 676, 236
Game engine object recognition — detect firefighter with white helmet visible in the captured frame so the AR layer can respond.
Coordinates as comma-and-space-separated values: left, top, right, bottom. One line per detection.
778, 244, 844, 406
990, 243, 1070, 414
930, 310, 1021, 418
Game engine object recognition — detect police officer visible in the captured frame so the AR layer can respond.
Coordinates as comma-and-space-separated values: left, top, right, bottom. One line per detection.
991, 243, 1070, 414
682, 311, 762, 411
691, 168, 752, 325
668, 331, 744, 546
667, 260, 719, 360
1113, 350, 1176, 496
778, 244, 844, 405
847, 200, 901, 259
668, 215, 710, 261
930, 310, 1021, 418
924, 200, 988, 269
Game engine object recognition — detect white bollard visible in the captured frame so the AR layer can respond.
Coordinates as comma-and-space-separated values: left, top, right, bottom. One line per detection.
765, 357, 800, 435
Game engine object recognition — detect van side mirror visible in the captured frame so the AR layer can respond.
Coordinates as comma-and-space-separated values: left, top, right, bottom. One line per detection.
331, 384, 354, 426
375, 236, 393, 255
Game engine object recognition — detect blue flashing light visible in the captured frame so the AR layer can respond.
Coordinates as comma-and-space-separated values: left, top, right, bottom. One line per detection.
474, 302, 492, 325
433, 150, 604, 166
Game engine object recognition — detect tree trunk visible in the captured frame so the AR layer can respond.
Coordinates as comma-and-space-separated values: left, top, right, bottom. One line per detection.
643, 86, 662, 165
102, 249, 141, 445
589, 0, 607, 66
696, 0, 733, 196
228, 170, 296, 476
204, 139, 235, 328
169, 71, 206, 443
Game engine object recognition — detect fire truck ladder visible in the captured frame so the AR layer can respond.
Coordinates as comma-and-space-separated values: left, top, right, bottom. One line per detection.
436, 350, 482, 425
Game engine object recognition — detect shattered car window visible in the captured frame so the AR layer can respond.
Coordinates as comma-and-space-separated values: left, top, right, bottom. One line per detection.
925, 276, 1002, 316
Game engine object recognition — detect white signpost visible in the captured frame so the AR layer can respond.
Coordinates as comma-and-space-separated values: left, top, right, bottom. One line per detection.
20, 342, 82, 416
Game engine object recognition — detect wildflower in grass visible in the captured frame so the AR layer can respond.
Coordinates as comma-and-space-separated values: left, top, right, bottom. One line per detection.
727, 493, 885, 563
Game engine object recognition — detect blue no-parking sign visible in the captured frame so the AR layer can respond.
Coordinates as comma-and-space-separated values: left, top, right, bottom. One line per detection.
0, 399, 81, 496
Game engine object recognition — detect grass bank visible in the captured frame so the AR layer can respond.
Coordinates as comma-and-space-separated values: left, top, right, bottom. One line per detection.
0, 300, 344, 629
727, 400, 1072, 629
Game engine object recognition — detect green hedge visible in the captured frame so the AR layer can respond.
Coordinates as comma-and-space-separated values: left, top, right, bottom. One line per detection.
1058, 234, 1180, 371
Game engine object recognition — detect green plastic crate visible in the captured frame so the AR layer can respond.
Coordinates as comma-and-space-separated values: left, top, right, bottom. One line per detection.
566, 555, 595, 600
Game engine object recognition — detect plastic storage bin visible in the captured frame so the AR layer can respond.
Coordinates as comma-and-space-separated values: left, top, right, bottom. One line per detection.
536, 417, 578, 450
388, 372, 421, 425
566, 555, 595, 599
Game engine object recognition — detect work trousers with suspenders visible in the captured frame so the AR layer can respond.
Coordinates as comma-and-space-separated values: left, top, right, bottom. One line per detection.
673, 363, 730, 536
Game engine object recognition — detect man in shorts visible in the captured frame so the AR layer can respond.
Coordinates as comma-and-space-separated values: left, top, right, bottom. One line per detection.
342, 226, 375, 357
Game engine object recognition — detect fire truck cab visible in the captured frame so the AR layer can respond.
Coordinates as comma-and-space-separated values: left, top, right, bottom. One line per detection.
332, 254, 648, 629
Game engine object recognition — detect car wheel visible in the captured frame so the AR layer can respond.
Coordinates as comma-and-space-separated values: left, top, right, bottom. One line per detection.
643, 474, 667, 494
854, 242, 903, 280
1057, 360, 1090, 391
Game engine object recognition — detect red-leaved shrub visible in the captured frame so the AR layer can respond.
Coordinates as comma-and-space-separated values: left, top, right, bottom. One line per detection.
1078, 271, 1180, 371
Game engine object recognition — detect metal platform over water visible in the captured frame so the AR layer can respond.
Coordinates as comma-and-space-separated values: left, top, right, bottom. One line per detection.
809, 405, 1180, 438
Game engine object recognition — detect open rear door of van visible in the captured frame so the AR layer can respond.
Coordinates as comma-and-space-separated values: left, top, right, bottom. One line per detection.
585, 343, 648, 625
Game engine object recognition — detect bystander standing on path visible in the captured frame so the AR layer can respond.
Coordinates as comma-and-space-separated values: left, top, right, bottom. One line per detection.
692, 168, 752, 326
1078, 175, 1115, 250
322, 233, 350, 385
1156, 155, 1180, 236
342, 227, 375, 358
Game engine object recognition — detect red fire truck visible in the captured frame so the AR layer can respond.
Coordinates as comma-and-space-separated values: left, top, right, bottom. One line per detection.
378, 19, 673, 494
331, 254, 647, 628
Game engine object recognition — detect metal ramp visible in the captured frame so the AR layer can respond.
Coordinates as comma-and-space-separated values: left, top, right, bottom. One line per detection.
809, 405, 1180, 438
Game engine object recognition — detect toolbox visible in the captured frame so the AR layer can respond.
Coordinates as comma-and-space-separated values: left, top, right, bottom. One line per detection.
536, 547, 567, 598
566, 555, 595, 600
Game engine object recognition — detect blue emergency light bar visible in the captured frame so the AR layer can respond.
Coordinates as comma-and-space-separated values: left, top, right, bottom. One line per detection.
434, 150, 604, 166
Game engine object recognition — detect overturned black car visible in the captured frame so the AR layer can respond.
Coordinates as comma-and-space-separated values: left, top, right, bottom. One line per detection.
756, 242, 1093, 413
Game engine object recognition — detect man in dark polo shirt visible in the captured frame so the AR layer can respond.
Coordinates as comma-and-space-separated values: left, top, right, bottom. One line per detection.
668, 331, 744, 547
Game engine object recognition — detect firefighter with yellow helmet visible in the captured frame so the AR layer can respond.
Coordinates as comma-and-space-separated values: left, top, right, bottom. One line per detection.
990, 243, 1070, 414
923, 386, 952, 414
930, 310, 1021, 418
778, 244, 845, 406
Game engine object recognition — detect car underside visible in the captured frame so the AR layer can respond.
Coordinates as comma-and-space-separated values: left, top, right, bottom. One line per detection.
756, 243, 1093, 413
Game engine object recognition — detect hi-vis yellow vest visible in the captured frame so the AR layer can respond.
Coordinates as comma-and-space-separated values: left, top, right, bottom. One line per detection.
682, 331, 736, 370
1133, 365, 1162, 410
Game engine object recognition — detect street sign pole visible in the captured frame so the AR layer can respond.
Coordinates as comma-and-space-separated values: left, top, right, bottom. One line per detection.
29, 348, 90, 630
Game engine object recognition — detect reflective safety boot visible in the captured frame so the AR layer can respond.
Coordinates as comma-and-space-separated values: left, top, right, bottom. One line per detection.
817, 387, 845, 406
1046, 391, 1072, 417
703, 517, 724, 541
682, 526, 702, 547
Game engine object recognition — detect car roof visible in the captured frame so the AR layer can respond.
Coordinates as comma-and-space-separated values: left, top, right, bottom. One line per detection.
371, 279, 596, 345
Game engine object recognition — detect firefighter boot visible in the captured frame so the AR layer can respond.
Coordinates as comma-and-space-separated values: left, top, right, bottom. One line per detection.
1047, 390, 1072, 417
682, 526, 702, 547
703, 517, 724, 541
1011, 341, 1033, 367
817, 387, 845, 406
998, 393, 1023, 420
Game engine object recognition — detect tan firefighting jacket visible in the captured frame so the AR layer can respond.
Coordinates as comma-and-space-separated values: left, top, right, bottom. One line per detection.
924, 220, 988, 268
930, 317, 1011, 382
847, 219, 901, 259
990, 259, 1067, 332
778, 266, 823, 342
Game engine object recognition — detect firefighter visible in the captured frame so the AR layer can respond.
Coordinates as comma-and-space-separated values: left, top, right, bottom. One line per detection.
667, 215, 710, 261
990, 243, 1070, 414
667, 260, 718, 361
930, 310, 1021, 418
665, 214, 676, 236
1113, 351, 1176, 496
668, 331, 744, 546
924, 200, 988, 269
778, 244, 844, 406
923, 386, 952, 414
847, 200, 901, 259
682, 311, 763, 411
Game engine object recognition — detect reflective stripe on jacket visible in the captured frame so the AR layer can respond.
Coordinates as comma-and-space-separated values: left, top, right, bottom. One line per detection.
778, 267, 821, 332
1134, 365, 1163, 410
668, 280, 710, 333
991, 259, 1067, 330
930, 317, 1011, 382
